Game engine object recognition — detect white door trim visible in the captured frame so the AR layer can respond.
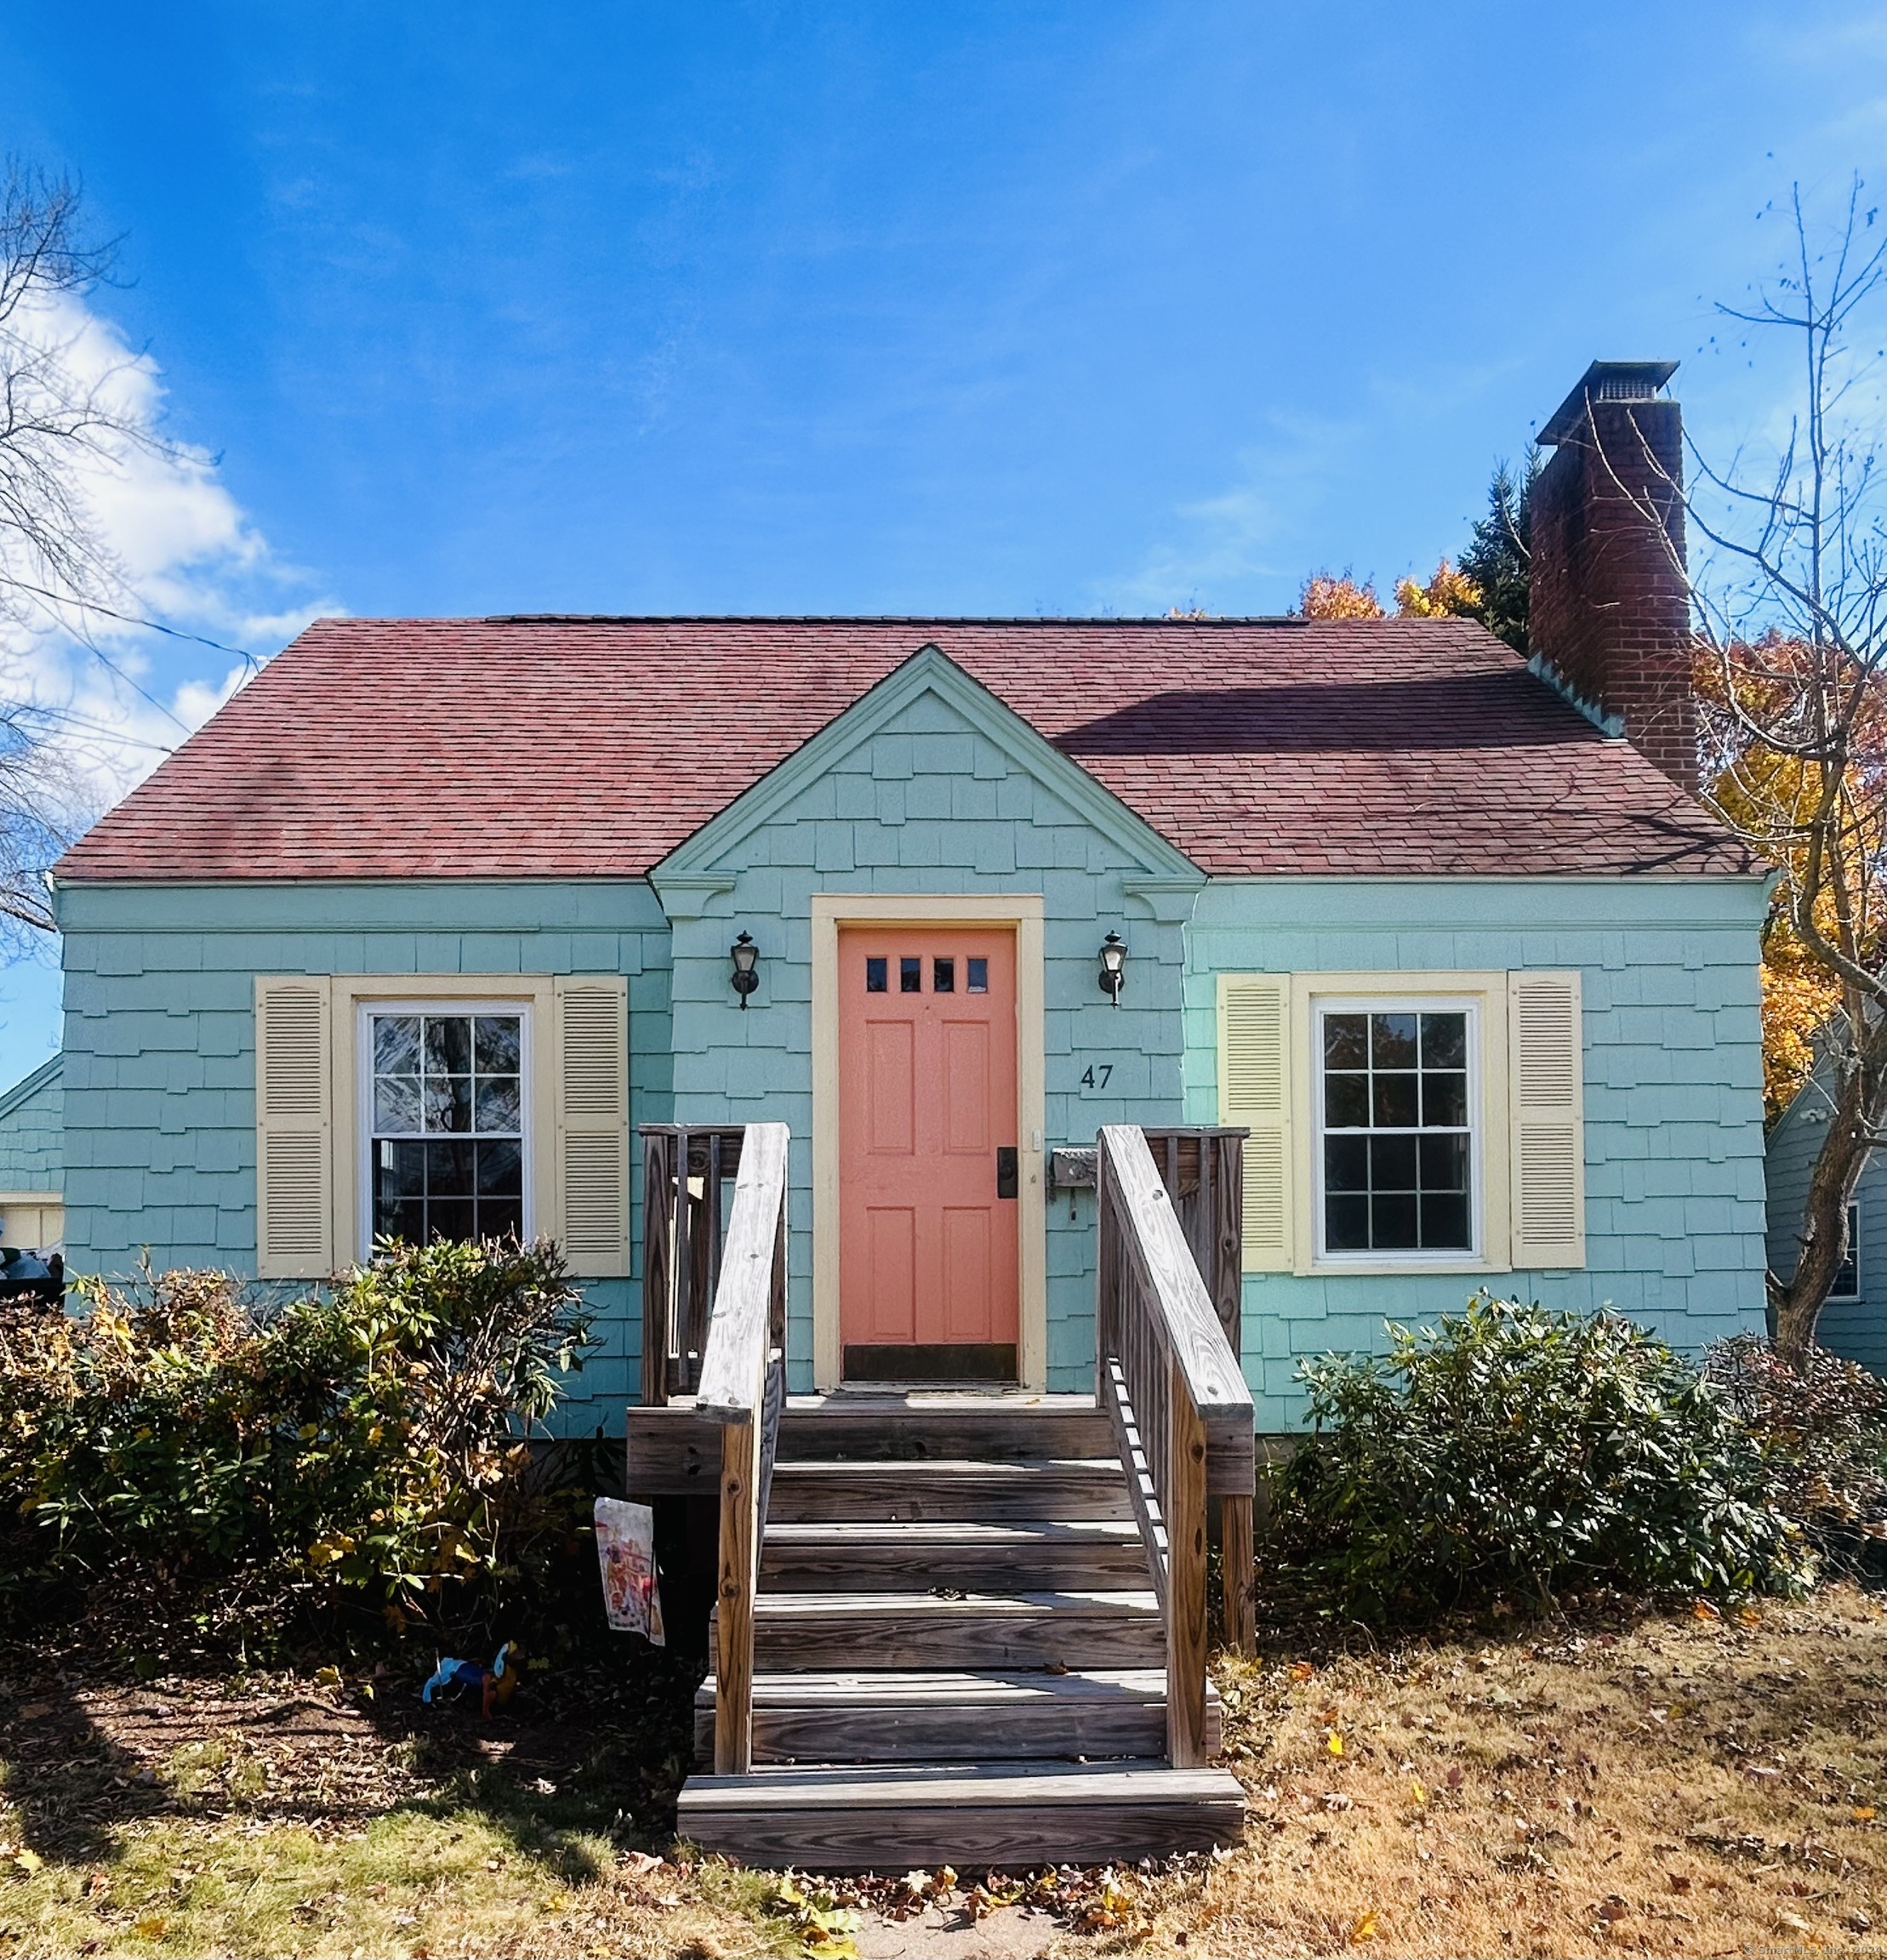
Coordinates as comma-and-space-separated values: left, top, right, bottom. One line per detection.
811, 893, 1048, 1392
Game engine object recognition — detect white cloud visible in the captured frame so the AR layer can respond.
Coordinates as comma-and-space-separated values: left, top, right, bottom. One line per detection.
1101, 410, 1370, 613
0, 287, 339, 832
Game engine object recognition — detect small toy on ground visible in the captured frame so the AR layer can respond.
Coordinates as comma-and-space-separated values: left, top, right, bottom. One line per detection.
420, 1641, 520, 1718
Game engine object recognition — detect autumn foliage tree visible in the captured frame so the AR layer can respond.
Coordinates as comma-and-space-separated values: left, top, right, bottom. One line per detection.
1616, 181, 1884, 1362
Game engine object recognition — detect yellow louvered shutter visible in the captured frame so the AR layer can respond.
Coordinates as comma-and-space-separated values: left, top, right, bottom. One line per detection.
1508, 971, 1586, 1268
254, 977, 334, 1279
1218, 973, 1293, 1272
554, 976, 630, 1277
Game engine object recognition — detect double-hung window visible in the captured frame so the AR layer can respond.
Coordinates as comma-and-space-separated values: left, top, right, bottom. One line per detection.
255, 973, 630, 1280
1315, 1000, 1479, 1261
364, 1005, 530, 1248
1218, 970, 1584, 1275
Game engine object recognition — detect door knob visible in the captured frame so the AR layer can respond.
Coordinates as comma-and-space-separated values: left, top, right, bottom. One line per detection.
995, 1147, 1018, 1199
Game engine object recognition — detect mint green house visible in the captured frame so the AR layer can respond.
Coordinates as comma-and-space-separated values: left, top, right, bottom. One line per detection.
0, 363, 1788, 1860
4, 367, 1770, 1438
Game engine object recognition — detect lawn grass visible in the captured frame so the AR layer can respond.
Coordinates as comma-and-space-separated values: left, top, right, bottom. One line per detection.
0, 1803, 775, 1959
0, 1586, 1880, 1958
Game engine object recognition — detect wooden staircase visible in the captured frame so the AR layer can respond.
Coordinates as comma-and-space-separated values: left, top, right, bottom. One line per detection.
638, 1121, 1257, 1872
678, 1399, 1245, 1867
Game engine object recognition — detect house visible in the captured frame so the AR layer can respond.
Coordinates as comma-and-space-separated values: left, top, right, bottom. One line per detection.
0, 361, 1770, 1861
1764, 1045, 1886, 1376
0, 1054, 63, 1257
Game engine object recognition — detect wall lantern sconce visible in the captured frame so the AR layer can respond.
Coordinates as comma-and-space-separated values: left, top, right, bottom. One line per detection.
1098, 931, 1128, 1006
730, 932, 761, 1009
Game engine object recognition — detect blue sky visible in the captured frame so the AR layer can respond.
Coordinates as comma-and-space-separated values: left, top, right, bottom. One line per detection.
0, 0, 1881, 1076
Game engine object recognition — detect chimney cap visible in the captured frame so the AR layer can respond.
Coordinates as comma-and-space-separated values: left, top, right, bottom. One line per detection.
1539, 361, 1679, 446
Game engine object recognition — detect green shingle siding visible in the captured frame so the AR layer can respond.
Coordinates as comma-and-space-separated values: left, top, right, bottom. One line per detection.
55, 880, 673, 1432
0, 1057, 64, 1185
1183, 877, 1771, 1428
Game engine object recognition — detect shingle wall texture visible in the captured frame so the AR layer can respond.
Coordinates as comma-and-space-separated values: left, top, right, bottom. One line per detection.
54, 881, 671, 1429
0, 1057, 63, 1186
1183, 879, 1773, 1428
658, 685, 1191, 1392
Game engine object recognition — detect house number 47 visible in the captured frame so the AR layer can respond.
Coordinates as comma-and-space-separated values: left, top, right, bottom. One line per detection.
1079, 1063, 1114, 1091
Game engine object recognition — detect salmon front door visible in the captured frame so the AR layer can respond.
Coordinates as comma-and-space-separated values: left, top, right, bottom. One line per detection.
838, 927, 1021, 1382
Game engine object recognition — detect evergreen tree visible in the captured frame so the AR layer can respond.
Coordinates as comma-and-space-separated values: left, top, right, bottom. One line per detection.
1457, 451, 1541, 654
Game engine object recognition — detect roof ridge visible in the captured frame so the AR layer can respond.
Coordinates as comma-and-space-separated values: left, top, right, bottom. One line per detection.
476, 612, 1314, 627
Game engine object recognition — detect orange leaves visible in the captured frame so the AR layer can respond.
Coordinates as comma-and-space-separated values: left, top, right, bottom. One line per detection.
1297, 560, 1484, 626
1299, 573, 1386, 621
1699, 633, 1887, 1118
1394, 558, 1484, 619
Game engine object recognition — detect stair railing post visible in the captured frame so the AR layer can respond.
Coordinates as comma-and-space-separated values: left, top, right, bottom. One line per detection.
1166, 1359, 1209, 1768
714, 1416, 758, 1775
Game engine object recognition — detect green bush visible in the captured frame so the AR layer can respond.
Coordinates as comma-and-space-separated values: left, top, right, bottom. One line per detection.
0, 1239, 595, 1649
1707, 1332, 1887, 1574
1261, 1294, 1811, 1622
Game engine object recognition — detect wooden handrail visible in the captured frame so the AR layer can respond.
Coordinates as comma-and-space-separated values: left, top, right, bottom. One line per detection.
1095, 1125, 1257, 1763
689, 1121, 790, 1776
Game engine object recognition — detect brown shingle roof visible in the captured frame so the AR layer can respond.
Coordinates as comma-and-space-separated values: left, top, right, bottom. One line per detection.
53, 616, 1756, 883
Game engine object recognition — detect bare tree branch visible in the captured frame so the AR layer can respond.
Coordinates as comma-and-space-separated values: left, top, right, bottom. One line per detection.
0, 161, 195, 947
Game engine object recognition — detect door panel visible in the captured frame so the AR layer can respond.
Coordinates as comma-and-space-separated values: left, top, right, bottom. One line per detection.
864, 1205, 916, 1343
943, 1021, 991, 1154
942, 1207, 993, 1342
865, 1021, 915, 1155
840, 926, 1019, 1373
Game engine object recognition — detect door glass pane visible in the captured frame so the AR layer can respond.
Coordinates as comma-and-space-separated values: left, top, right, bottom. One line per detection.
933, 957, 955, 993
865, 956, 887, 993
966, 958, 988, 993
900, 957, 921, 993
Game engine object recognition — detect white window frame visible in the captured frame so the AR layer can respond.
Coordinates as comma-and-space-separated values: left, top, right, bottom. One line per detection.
1829, 1200, 1861, 1301
356, 997, 537, 1262
1312, 994, 1485, 1268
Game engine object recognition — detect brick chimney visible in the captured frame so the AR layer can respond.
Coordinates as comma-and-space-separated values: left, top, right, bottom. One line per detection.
1528, 360, 1696, 792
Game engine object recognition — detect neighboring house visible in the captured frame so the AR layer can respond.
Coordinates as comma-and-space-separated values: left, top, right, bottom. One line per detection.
0, 1054, 64, 1254
1764, 1048, 1886, 1376
0, 359, 1776, 1859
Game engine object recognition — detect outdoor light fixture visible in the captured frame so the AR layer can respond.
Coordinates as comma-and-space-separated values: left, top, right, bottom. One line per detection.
1098, 931, 1128, 1006
730, 932, 760, 1008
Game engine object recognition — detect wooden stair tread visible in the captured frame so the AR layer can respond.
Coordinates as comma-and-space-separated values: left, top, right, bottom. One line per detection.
680, 1759, 1241, 1807
775, 1456, 1120, 1473
676, 1759, 1246, 1865
767, 1457, 1132, 1522
693, 1667, 1223, 1767
751, 1588, 1157, 1614
697, 1667, 1214, 1707
762, 1518, 1142, 1544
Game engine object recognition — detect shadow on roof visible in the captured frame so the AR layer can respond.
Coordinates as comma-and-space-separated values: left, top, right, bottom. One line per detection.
1053, 672, 1586, 756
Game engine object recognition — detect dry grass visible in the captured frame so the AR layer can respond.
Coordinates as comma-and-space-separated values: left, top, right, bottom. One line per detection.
1135, 1582, 1887, 1958
0, 1589, 1880, 1958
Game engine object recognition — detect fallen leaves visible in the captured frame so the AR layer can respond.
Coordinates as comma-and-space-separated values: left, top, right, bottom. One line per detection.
767, 1873, 862, 1957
